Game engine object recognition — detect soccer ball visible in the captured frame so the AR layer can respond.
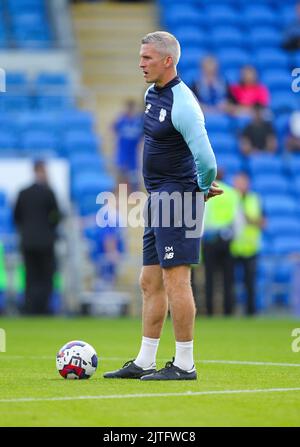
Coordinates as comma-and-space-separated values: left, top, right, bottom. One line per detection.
56, 340, 98, 379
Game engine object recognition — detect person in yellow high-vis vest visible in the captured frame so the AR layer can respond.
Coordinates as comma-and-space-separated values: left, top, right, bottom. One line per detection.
202, 172, 240, 315
230, 173, 264, 315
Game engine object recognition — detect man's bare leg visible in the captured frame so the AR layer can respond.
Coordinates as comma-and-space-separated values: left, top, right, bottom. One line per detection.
134, 265, 168, 368
163, 265, 196, 370
140, 265, 168, 338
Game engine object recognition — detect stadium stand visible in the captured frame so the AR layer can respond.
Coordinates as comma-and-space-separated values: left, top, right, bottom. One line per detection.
0, 0, 118, 314
158, 0, 300, 311
1, 0, 299, 315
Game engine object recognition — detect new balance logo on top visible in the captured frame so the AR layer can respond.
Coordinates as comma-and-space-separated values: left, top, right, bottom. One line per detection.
164, 246, 174, 260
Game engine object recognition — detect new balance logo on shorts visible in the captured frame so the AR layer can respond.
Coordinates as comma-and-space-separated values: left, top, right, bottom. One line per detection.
164, 246, 174, 260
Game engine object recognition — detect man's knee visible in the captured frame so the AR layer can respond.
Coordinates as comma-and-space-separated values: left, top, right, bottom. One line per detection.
163, 266, 192, 296
139, 266, 164, 297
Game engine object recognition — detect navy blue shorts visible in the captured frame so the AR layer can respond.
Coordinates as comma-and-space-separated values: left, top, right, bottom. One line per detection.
142, 184, 205, 268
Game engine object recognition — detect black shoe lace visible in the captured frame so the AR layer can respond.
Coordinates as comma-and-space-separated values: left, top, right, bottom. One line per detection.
157, 358, 175, 373
122, 359, 135, 368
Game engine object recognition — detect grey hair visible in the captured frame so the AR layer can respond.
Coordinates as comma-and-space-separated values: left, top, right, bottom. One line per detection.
141, 31, 181, 66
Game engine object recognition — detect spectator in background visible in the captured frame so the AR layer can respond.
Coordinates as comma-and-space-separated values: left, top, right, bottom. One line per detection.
202, 169, 239, 316
286, 111, 300, 152
113, 99, 143, 192
13, 161, 62, 315
231, 173, 264, 316
240, 103, 278, 155
282, 2, 300, 51
83, 188, 126, 286
226, 65, 270, 117
192, 55, 227, 113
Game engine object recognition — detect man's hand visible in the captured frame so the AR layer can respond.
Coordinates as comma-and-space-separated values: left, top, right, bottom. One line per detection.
205, 181, 224, 202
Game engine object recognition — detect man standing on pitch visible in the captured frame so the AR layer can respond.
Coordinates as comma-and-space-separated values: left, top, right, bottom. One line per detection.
104, 31, 222, 381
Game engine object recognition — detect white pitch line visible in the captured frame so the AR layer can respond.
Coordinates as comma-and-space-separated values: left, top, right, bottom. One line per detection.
1, 387, 300, 404
200, 360, 300, 367
1, 356, 300, 368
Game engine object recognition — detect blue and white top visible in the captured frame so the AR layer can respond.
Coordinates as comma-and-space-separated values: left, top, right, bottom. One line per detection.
143, 76, 217, 193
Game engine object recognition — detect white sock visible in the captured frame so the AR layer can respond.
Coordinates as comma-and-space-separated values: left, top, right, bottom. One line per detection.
134, 336, 160, 369
173, 340, 194, 371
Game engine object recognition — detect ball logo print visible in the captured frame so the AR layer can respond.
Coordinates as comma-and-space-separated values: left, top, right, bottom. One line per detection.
56, 340, 98, 379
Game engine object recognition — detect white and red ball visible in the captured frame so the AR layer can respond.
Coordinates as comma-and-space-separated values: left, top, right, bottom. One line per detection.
56, 340, 98, 379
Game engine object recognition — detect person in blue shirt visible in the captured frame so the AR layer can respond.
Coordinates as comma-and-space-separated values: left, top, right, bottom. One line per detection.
113, 99, 143, 192
192, 55, 227, 113
104, 31, 222, 381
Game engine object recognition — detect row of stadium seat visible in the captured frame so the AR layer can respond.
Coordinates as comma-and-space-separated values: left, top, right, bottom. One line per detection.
3, 72, 70, 89
161, 4, 295, 30
0, 0, 52, 48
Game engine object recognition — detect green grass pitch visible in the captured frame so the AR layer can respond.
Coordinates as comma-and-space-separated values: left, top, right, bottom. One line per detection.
0, 316, 300, 427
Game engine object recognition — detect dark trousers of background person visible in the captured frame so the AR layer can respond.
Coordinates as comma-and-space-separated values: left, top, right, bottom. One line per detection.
234, 255, 257, 316
23, 248, 55, 315
202, 237, 235, 316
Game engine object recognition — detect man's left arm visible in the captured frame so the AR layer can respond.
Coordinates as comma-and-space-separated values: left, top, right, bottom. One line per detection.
171, 88, 217, 194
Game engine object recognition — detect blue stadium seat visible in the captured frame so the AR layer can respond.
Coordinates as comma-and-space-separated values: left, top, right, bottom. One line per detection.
61, 110, 95, 133
0, 132, 18, 149
249, 27, 281, 49
285, 155, 300, 176
209, 132, 237, 154
295, 176, 300, 197
217, 48, 251, 70
0, 207, 12, 233
243, 6, 279, 27
247, 154, 283, 176
274, 114, 290, 138
211, 27, 245, 49
263, 195, 297, 216
206, 7, 240, 27
35, 72, 69, 87
18, 112, 61, 133
0, 94, 32, 112
180, 68, 198, 86
72, 172, 115, 200
35, 94, 74, 111
215, 153, 244, 175
163, 8, 203, 29
278, 5, 296, 26
178, 48, 208, 71
7, 0, 45, 12
11, 13, 46, 29
252, 175, 289, 195
21, 130, 57, 155
273, 237, 300, 255
78, 194, 101, 217
254, 49, 289, 70
271, 92, 299, 113
63, 131, 100, 155
70, 153, 105, 173
264, 217, 300, 239
223, 68, 240, 84
5, 72, 28, 89
205, 113, 232, 133
261, 70, 292, 92
0, 191, 7, 207
174, 28, 208, 49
